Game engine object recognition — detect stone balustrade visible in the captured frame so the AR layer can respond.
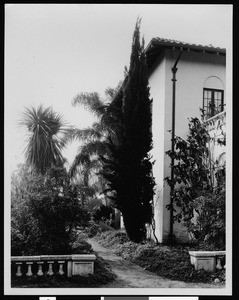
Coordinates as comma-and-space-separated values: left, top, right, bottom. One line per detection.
204, 110, 226, 133
11, 254, 96, 277
189, 251, 225, 272
203, 110, 226, 186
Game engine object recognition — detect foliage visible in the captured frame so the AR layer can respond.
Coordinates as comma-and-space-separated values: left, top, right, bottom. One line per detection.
86, 220, 114, 238
11, 164, 45, 255
131, 245, 224, 283
92, 204, 114, 223
96, 229, 225, 284
97, 229, 130, 247
165, 117, 225, 249
70, 239, 93, 254
63, 85, 123, 206
100, 18, 155, 243
185, 174, 225, 250
11, 164, 90, 255
20, 105, 67, 174
65, 19, 155, 243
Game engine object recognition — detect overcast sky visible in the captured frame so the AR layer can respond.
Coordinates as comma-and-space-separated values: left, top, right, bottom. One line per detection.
5, 4, 232, 171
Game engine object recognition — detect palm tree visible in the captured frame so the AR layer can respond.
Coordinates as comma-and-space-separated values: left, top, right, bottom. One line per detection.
20, 105, 67, 174
64, 86, 123, 188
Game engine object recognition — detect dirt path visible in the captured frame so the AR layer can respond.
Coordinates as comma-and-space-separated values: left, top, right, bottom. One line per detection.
88, 238, 223, 289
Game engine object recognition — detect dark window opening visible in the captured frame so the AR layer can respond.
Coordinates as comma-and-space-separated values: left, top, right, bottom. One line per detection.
203, 88, 224, 119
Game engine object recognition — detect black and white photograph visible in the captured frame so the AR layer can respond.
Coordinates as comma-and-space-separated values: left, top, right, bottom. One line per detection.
4, 3, 233, 296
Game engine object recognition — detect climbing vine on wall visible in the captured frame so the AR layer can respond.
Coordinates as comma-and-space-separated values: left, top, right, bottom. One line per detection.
165, 117, 225, 249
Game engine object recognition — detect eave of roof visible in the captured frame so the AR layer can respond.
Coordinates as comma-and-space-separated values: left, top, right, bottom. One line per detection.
145, 37, 226, 70
112, 38, 226, 100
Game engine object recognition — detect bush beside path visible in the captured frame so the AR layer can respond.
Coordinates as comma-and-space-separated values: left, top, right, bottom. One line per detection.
87, 238, 224, 288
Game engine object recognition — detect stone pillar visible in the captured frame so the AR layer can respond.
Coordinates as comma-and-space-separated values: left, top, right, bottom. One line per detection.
58, 261, 65, 275
47, 261, 54, 276
37, 262, 44, 276
26, 262, 33, 276
67, 260, 72, 277
16, 262, 22, 276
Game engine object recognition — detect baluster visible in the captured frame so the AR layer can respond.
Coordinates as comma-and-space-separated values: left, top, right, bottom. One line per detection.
16, 262, 22, 277
37, 262, 44, 276
216, 256, 222, 269
26, 262, 33, 276
47, 261, 54, 275
58, 261, 65, 275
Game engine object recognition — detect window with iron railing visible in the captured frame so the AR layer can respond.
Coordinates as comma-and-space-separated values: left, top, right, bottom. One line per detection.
203, 88, 224, 119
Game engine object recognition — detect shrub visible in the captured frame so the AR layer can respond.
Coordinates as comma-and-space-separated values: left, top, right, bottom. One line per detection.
70, 239, 93, 254
96, 229, 225, 284
186, 183, 225, 250
165, 117, 226, 249
11, 165, 91, 255
97, 229, 129, 247
92, 204, 114, 224
86, 220, 114, 238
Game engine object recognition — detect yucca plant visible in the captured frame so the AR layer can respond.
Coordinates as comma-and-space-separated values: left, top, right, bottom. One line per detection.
20, 105, 67, 174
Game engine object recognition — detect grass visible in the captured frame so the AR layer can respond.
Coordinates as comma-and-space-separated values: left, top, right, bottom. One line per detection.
96, 229, 225, 284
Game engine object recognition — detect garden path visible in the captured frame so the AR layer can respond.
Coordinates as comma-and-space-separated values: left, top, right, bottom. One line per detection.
87, 238, 223, 289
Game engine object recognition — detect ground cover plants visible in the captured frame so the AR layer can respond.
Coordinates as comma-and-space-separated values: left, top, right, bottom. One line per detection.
95, 229, 225, 284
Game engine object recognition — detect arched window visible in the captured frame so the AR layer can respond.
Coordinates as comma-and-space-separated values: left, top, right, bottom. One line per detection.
203, 76, 225, 119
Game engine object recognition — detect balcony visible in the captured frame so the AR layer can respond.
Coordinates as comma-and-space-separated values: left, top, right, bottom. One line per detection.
204, 110, 226, 133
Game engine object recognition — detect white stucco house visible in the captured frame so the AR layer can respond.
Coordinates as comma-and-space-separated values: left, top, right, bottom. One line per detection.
144, 38, 226, 243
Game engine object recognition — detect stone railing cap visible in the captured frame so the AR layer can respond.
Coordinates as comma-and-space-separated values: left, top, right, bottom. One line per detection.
71, 254, 96, 260
189, 251, 225, 257
11, 254, 96, 262
40, 255, 71, 260
204, 110, 226, 123
11, 256, 40, 261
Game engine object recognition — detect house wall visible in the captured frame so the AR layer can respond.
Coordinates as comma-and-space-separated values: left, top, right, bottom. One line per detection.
149, 51, 166, 242
149, 48, 226, 243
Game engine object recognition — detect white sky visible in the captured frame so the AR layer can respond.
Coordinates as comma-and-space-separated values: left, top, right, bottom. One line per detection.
5, 4, 232, 171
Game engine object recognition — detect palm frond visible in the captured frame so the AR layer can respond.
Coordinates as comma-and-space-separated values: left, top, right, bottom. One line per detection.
69, 153, 103, 179
72, 92, 106, 118
63, 123, 105, 144
79, 140, 110, 157
69, 153, 90, 178
92, 122, 108, 136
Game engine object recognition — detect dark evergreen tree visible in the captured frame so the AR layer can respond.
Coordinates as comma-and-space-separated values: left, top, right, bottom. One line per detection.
101, 19, 155, 242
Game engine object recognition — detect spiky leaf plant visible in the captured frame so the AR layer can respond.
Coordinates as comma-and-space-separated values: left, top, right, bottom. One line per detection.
20, 105, 66, 174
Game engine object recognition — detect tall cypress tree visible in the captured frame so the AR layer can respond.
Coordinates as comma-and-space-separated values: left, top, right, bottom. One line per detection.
101, 19, 155, 242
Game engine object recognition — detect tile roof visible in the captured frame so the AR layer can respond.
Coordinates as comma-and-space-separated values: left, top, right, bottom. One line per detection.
149, 37, 226, 53
145, 37, 226, 70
